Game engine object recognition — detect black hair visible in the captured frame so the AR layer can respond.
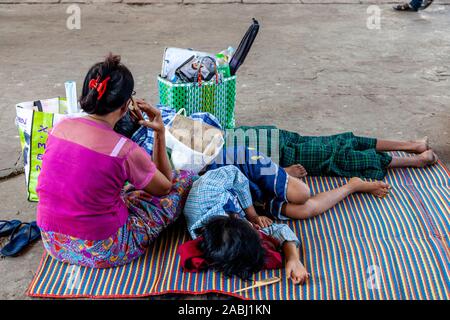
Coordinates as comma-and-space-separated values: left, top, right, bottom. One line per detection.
199, 215, 265, 280
80, 53, 134, 115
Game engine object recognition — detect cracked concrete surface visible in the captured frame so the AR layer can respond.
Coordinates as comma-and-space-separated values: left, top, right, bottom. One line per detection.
0, 3, 449, 299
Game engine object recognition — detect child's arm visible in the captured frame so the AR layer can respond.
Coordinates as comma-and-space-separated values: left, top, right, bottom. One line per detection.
222, 166, 273, 229
260, 223, 309, 285
283, 241, 310, 285
244, 206, 273, 229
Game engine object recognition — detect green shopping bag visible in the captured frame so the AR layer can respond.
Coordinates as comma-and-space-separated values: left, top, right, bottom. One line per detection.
158, 66, 236, 129
15, 97, 81, 201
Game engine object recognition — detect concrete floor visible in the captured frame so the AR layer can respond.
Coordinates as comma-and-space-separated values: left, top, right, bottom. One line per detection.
0, 3, 449, 299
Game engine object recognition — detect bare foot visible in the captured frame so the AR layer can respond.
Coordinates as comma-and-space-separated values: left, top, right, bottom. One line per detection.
348, 177, 391, 198
284, 164, 307, 178
418, 149, 438, 167
410, 137, 429, 154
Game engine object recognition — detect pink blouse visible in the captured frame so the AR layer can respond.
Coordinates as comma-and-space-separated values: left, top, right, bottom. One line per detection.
36, 117, 156, 240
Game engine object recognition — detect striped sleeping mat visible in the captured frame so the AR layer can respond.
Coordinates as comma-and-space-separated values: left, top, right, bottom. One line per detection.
27, 156, 449, 299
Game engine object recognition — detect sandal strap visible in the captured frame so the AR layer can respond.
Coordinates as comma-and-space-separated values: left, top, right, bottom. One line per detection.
0, 220, 19, 232
8, 222, 34, 242
0, 220, 11, 232
8, 223, 25, 241
29, 222, 39, 241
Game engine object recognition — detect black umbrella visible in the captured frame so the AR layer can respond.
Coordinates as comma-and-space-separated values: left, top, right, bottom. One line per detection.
229, 18, 260, 76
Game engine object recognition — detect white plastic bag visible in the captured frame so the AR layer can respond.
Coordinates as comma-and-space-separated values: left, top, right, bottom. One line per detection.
165, 109, 224, 173
161, 47, 214, 80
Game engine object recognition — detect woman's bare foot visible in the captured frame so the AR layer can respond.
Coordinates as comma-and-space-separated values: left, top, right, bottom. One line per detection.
418, 149, 438, 167
284, 164, 307, 178
348, 177, 391, 198
410, 137, 429, 154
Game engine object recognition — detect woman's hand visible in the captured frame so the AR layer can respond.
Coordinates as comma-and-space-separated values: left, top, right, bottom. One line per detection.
136, 99, 165, 133
135, 99, 172, 182
285, 259, 310, 285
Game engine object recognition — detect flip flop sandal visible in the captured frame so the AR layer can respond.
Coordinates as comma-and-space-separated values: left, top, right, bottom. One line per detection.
420, 0, 434, 10
1, 221, 41, 257
0, 220, 22, 237
393, 3, 418, 11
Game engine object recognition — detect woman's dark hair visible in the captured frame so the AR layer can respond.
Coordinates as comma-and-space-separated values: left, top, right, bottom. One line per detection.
80, 53, 134, 115
200, 215, 265, 280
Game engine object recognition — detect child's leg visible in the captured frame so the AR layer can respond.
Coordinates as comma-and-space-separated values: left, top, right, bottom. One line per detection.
388, 150, 438, 168
285, 176, 311, 204
376, 138, 428, 153
282, 178, 390, 220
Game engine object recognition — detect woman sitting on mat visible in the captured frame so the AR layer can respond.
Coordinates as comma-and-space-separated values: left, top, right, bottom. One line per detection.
226, 126, 438, 181
36, 54, 194, 268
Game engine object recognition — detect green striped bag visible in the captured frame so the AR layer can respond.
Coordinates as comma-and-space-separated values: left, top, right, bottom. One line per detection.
15, 98, 81, 201
158, 74, 236, 129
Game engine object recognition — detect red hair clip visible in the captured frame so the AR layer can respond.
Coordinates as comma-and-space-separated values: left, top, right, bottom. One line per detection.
88, 76, 111, 100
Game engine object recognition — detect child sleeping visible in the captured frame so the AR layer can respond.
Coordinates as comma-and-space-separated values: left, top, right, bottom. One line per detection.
180, 148, 395, 283
204, 146, 391, 220
181, 165, 309, 285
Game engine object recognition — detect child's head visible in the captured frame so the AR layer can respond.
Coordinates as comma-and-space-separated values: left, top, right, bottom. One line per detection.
200, 215, 265, 280
80, 53, 134, 116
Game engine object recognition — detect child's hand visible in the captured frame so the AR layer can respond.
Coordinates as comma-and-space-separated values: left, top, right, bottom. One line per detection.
286, 259, 310, 285
248, 215, 273, 229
